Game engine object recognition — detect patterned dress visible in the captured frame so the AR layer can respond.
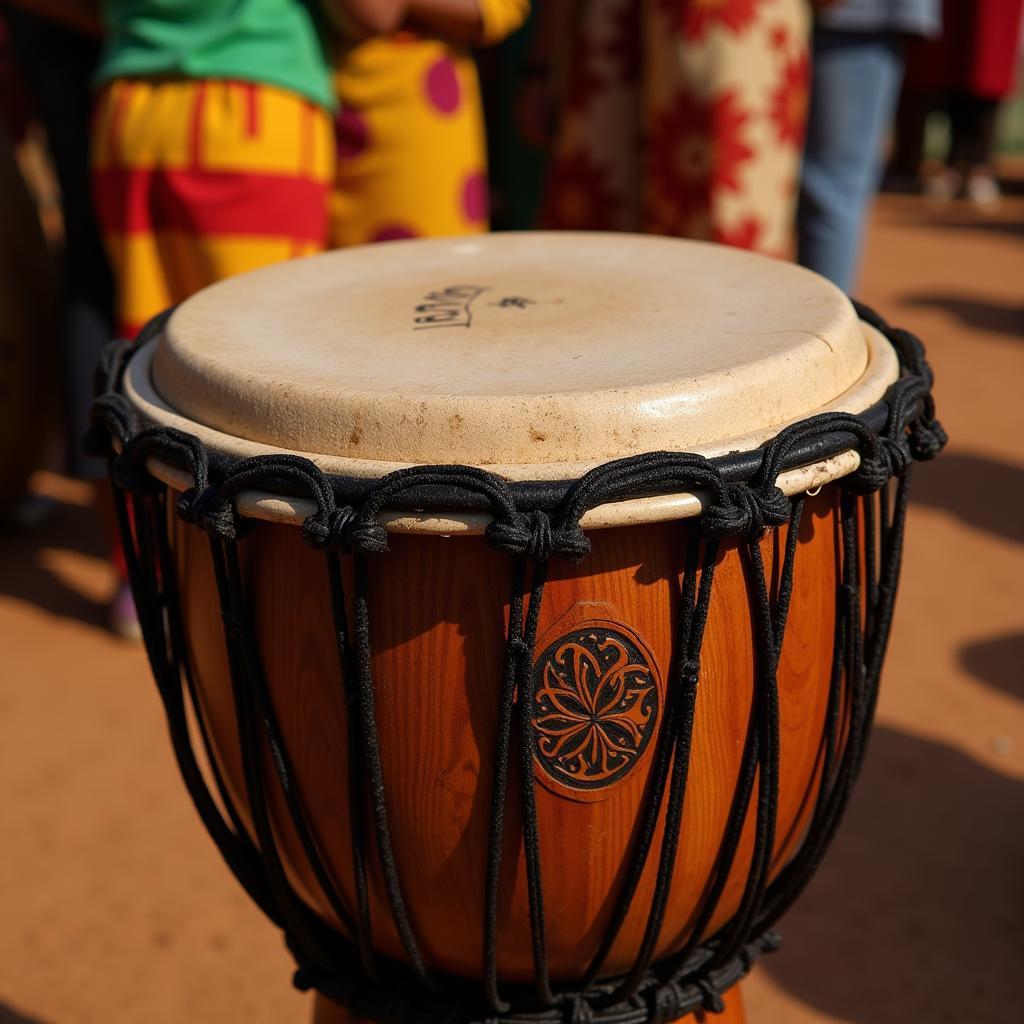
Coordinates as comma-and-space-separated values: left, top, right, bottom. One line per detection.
330, 1, 530, 246
93, 79, 334, 339
541, 0, 811, 257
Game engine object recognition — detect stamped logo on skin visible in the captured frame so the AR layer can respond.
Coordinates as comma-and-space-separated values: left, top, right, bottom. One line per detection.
531, 622, 660, 796
412, 285, 536, 329
412, 285, 487, 329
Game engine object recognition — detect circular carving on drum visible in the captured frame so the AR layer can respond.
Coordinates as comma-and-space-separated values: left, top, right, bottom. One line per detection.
532, 623, 660, 793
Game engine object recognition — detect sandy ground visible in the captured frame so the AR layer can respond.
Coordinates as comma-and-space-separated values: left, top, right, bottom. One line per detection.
1, 190, 1022, 1024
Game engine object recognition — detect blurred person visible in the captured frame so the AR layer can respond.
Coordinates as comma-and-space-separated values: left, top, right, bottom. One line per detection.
522, 0, 814, 257
902, 0, 1024, 205
4, 2, 115, 508
89, 0, 341, 637
92, 0, 338, 340
797, 0, 941, 293
0, 13, 55, 522
327, 0, 529, 246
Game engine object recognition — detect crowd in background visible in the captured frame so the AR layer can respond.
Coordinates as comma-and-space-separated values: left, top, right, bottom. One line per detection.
0, 0, 1022, 639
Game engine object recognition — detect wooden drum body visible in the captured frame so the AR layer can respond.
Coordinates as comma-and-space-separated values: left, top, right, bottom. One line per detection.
176, 494, 842, 980
91, 233, 945, 1023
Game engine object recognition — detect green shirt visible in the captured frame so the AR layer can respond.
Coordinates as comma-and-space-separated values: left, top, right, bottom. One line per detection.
97, 0, 335, 110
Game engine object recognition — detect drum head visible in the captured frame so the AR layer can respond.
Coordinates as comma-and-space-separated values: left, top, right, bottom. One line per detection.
135, 233, 898, 484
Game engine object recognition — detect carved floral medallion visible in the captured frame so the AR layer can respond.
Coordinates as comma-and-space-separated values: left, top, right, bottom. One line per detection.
531, 624, 659, 792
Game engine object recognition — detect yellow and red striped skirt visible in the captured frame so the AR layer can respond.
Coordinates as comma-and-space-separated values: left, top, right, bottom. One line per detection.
92, 78, 334, 338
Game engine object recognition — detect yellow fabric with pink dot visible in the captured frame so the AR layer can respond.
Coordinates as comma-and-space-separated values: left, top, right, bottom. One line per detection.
329, 1, 529, 247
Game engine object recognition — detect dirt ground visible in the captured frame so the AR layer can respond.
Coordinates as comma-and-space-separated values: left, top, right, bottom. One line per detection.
1, 188, 1022, 1024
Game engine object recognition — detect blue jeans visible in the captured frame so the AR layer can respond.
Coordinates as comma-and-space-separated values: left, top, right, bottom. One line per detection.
797, 29, 905, 294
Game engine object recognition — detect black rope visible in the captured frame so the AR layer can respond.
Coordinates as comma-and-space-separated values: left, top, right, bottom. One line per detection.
607, 536, 720, 1003
698, 514, 792, 976
150, 491, 253, 848
350, 550, 433, 985
483, 556, 529, 1013
110, 480, 280, 924
751, 490, 876, 934
655, 499, 803, 997
325, 548, 378, 979
516, 558, 554, 1005
208, 534, 343, 968
90, 302, 945, 1024
577, 538, 713, 988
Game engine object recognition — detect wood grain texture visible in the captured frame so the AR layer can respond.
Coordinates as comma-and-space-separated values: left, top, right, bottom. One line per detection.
177, 489, 844, 987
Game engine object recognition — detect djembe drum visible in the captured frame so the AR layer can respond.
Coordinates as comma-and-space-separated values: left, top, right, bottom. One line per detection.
88, 233, 944, 1024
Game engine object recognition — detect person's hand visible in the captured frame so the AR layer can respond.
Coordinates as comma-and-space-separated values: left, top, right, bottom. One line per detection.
323, 0, 406, 37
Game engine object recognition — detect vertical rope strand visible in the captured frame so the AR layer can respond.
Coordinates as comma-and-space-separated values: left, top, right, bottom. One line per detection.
665, 502, 800, 983
216, 542, 359, 939
700, 538, 781, 974
152, 492, 253, 848
754, 594, 847, 929
695, 500, 801, 978
351, 552, 431, 985
753, 488, 875, 935
516, 560, 555, 1006
610, 537, 721, 1001
208, 535, 339, 967
117, 486, 281, 924
579, 537, 702, 988
864, 471, 912, 695
483, 557, 528, 1013
854, 475, 911, 783
862, 493, 879, 642
325, 550, 377, 979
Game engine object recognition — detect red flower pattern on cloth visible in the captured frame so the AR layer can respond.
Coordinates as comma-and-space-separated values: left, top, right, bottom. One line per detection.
542, 149, 624, 230
769, 50, 810, 147
649, 87, 754, 223
541, 0, 808, 255
713, 214, 763, 249
660, 0, 765, 42
769, 22, 789, 51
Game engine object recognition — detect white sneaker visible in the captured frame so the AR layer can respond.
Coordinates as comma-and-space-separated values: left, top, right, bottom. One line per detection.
965, 169, 1001, 208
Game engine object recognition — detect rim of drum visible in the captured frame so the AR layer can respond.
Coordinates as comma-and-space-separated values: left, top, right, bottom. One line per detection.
122, 322, 900, 535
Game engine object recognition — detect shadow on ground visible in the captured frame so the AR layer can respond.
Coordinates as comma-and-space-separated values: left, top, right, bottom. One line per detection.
763, 725, 1022, 1023
0, 492, 109, 629
959, 632, 1024, 703
0, 1001, 51, 1024
899, 291, 1024, 340
909, 451, 1024, 545
906, 215, 1024, 240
